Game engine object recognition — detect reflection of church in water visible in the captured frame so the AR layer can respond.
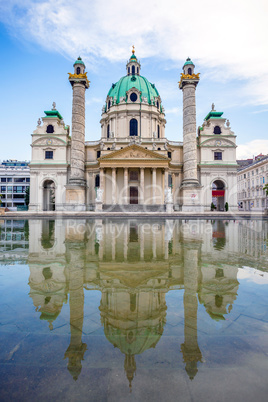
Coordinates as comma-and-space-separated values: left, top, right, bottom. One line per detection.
27, 219, 241, 386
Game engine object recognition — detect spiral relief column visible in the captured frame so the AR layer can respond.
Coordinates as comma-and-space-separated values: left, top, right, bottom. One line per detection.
179, 58, 202, 211
66, 57, 90, 211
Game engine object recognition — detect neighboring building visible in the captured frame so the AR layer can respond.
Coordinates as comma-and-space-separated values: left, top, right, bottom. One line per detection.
237, 154, 268, 211
0, 160, 30, 210
29, 50, 238, 212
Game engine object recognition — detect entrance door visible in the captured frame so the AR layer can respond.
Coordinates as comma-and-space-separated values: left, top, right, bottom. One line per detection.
130, 186, 138, 204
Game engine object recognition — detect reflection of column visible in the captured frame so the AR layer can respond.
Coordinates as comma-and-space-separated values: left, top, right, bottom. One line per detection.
124, 224, 128, 260
112, 168, 116, 205
152, 229, 156, 259
124, 168, 128, 204
140, 225, 144, 260
181, 248, 202, 380
112, 232, 116, 261
152, 168, 156, 204
140, 168, 145, 204
64, 247, 86, 381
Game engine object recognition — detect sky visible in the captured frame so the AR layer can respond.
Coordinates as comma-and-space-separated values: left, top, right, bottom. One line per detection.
0, 0, 268, 161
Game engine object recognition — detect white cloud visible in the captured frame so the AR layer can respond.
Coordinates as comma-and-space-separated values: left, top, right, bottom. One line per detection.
1, 0, 268, 103
237, 140, 268, 159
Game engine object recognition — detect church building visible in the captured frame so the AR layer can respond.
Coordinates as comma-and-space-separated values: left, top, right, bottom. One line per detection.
29, 49, 238, 212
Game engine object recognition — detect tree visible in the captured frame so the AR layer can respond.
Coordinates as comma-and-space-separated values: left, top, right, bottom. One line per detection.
0, 193, 2, 206
264, 184, 268, 196
25, 187, 30, 206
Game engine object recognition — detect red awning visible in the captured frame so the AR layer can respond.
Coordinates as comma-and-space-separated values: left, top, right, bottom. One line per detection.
212, 190, 225, 197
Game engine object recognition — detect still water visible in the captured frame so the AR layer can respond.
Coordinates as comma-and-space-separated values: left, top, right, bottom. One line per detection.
0, 218, 268, 401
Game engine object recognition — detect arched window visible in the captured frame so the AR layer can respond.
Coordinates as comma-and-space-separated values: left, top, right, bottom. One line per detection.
130, 119, 138, 136
157, 101, 159, 109
46, 125, 54, 134
107, 124, 110, 138
132, 65, 135, 75
128, 67, 130, 75
137, 67, 139, 75
188, 67, 192, 75
108, 100, 111, 109
157, 125, 160, 138
214, 126, 222, 134
76, 67, 81, 74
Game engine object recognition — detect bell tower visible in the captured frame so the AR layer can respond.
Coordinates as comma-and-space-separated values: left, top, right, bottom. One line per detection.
65, 57, 90, 211
179, 58, 203, 211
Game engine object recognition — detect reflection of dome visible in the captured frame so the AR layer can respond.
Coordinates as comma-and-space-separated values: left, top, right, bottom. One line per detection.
105, 325, 163, 356
107, 75, 161, 107
100, 288, 167, 389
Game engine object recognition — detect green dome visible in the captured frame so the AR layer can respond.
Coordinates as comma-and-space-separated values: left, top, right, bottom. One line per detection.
183, 57, 195, 67
74, 56, 85, 66
107, 75, 161, 108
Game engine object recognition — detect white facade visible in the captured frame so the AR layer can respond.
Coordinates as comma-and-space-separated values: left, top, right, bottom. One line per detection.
237, 155, 268, 212
29, 53, 238, 212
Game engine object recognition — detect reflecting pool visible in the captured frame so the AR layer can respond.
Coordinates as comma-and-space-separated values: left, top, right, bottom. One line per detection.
0, 218, 268, 401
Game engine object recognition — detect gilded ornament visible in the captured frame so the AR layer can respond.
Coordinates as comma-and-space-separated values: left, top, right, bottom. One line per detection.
68, 72, 90, 87
178, 73, 200, 86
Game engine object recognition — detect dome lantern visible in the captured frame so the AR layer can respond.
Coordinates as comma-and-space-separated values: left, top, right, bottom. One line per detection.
126, 46, 141, 76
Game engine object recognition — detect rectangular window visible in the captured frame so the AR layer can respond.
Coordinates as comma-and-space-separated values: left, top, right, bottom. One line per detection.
13, 194, 25, 199
13, 186, 24, 193
26, 178, 30, 182
97, 151, 101, 158
1, 178, 6, 182
1, 186, 6, 192
14, 178, 25, 183
7, 194, 12, 198
45, 151, 53, 159
214, 152, 222, 160
7, 186, 12, 193
167, 151, 172, 159
7, 178, 12, 182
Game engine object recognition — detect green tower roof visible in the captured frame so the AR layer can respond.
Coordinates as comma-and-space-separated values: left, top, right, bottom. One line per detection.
204, 111, 224, 120
74, 56, 85, 66
44, 110, 63, 120
183, 57, 195, 67
107, 75, 161, 109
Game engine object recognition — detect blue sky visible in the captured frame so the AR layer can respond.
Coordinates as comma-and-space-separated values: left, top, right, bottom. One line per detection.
0, 0, 268, 161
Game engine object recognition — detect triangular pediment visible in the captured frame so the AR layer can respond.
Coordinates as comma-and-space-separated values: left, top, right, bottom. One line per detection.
99, 144, 169, 161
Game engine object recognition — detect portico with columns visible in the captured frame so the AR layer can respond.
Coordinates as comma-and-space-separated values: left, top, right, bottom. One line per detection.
97, 144, 170, 209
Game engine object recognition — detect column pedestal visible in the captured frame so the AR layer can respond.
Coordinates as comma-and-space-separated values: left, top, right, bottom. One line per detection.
180, 187, 203, 212
65, 185, 87, 211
